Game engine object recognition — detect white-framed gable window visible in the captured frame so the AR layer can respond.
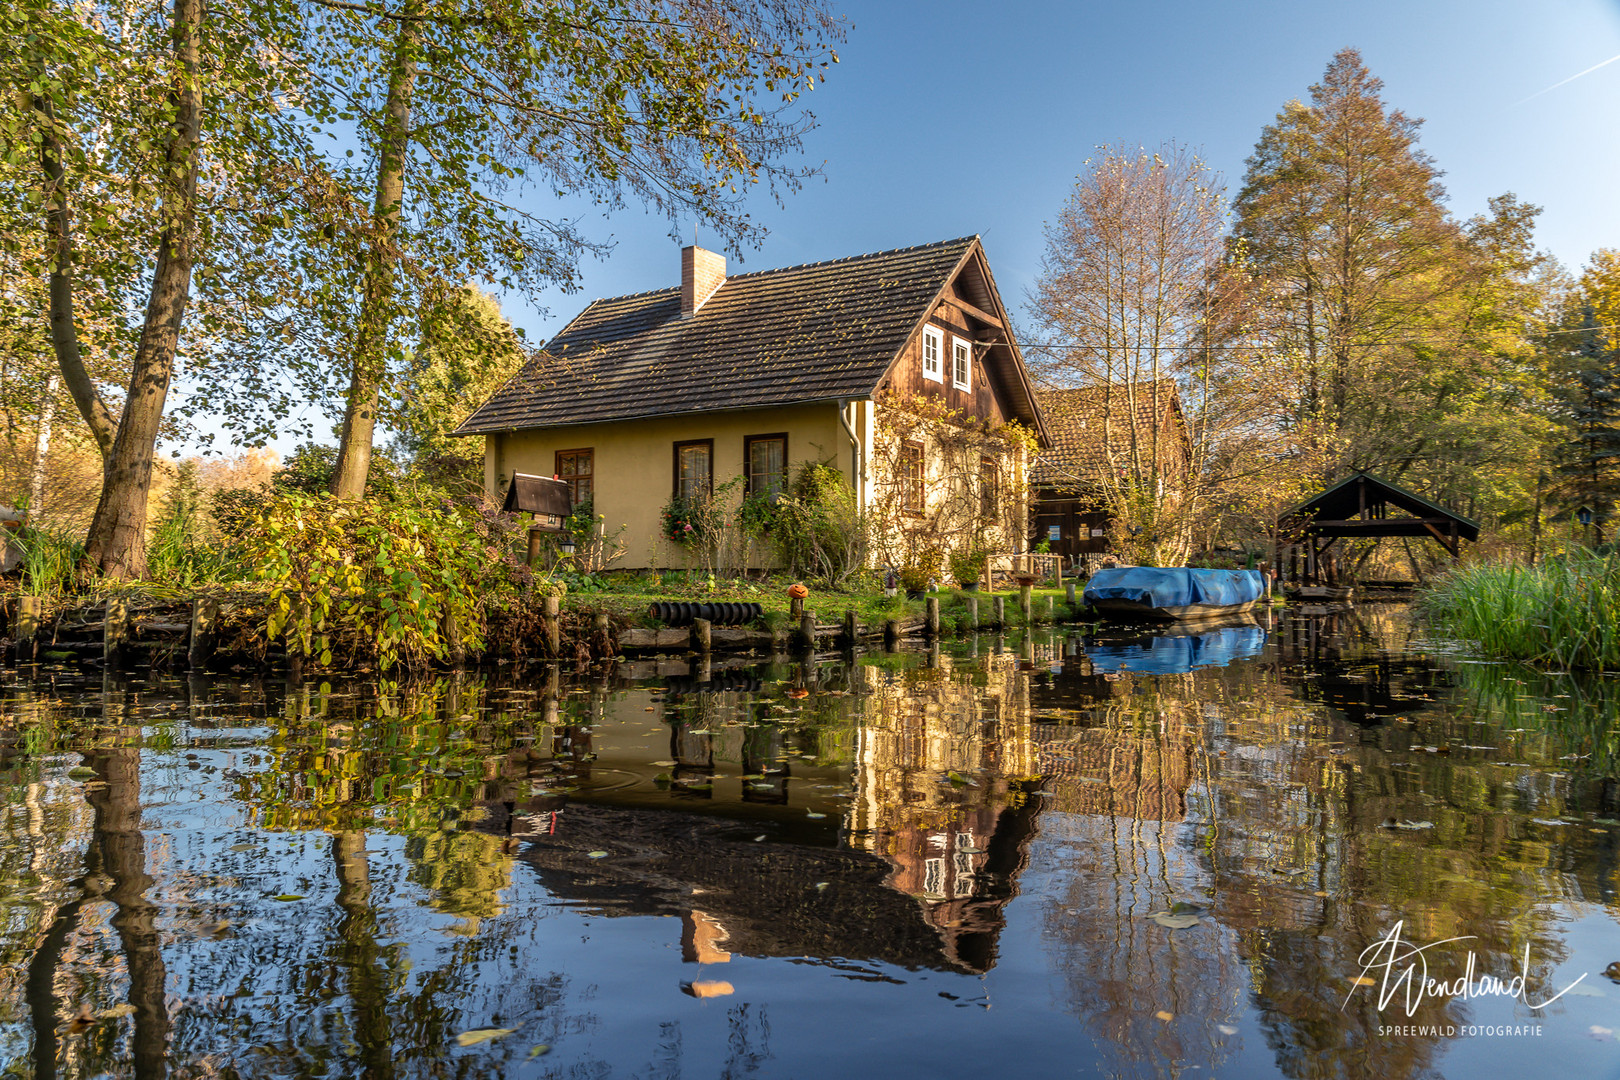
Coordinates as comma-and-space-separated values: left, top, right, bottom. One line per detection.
921, 325, 943, 383
951, 335, 972, 392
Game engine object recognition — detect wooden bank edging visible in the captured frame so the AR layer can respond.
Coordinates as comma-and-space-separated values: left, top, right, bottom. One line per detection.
2, 591, 1093, 673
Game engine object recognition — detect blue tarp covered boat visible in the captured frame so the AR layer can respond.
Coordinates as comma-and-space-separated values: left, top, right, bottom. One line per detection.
1082, 567, 1267, 621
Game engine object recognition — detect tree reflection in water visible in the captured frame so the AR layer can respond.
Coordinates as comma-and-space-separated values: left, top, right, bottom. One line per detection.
0, 604, 1616, 1078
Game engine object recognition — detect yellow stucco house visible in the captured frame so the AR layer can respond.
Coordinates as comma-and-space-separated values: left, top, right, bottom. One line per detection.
457, 236, 1049, 569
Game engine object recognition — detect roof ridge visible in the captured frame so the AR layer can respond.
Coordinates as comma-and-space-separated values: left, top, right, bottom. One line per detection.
556, 236, 980, 311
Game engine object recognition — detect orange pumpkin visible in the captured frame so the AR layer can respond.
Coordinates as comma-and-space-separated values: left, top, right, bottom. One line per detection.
787, 582, 809, 600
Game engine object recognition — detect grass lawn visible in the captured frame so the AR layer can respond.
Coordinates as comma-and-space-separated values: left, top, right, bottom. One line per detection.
555, 572, 1083, 632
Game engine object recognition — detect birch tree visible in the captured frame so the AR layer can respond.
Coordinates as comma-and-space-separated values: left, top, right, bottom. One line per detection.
1026, 143, 1303, 563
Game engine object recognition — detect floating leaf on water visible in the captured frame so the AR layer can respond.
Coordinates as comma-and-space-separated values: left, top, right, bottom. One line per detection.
806, 812, 827, 819
1154, 1010, 1174, 1022
455, 1028, 516, 1047
1589, 1025, 1614, 1041
67, 767, 97, 780
586, 851, 609, 859
273, 894, 304, 902
753, 835, 766, 842
1351, 976, 1376, 987
814, 882, 828, 890
527, 1045, 551, 1059
229, 844, 256, 852
1148, 911, 1200, 930
1217, 1024, 1239, 1036
1533, 818, 1570, 827
683, 980, 735, 998
1168, 901, 1204, 915
650, 760, 677, 768
1380, 819, 1434, 830
98, 1004, 137, 1019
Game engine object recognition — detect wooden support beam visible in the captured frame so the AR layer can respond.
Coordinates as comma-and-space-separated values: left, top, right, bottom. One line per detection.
943, 296, 1004, 329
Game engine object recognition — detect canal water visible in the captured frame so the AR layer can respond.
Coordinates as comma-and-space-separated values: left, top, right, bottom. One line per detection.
4, 604, 1620, 1079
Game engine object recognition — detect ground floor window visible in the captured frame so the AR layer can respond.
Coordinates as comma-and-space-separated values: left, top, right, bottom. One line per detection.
674, 439, 713, 502
901, 442, 925, 513
745, 433, 788, 500
555, 448, 593, 506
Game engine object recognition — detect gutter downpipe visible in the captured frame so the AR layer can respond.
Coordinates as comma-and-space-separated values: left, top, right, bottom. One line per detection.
838, 398, 865, 512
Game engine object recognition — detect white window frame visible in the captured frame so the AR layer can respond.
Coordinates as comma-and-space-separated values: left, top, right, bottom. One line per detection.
951, 335, 972, 391
921, 325, 943, 383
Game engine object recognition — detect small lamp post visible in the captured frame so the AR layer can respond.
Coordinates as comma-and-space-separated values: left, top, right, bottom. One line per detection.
1578, 505, 1595, 546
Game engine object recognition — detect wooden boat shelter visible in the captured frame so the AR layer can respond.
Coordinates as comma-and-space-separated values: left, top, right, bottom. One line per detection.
1275, 472, 1480, 586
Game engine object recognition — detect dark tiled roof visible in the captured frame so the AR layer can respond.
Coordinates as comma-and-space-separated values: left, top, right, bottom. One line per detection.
1032, 380, 1186, 489
457, 237, 979, 434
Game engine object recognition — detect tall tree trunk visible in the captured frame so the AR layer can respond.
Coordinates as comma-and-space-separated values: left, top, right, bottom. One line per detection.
332, 831, 397, 1078
32, 93, 117, 457
331, 15, 418, 500
86, 745, 170, 1080
29, 373, 60, 516
81, 0, 203, 579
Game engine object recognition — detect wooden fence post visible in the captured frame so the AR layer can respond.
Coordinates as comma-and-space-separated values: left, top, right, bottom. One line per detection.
1046, 596, 1054, 623
884, 619, 900, 648
967, 597, 978, 632
1066, 582, 1077, 607
925, 597, 940, 639
993, 596, 1005, 628
104, 597, 128, 667
543, 595, 561, 657
594, 612, 613, 657
1019, 583, 1033, 623
691, 617, 712, 655
189, 596, 218, 669
842, 609, 857, 646
14, 596, 41, 663
798, 611, 816, 651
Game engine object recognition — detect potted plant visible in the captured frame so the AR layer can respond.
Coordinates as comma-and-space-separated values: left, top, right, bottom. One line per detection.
899, 547, 945, 599
949, 545, 986, 591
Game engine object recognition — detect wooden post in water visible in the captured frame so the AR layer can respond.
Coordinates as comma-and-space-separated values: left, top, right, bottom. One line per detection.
188, 596, 217, 669
789, 595, 805, 622
14, 596, 41, 663
543, 595, 561, 657
798, 611, 816, 651
442, 607, 466, 667
884, 619, 900, 649
104, 597, 128, 667
1046, 596, 1054, 623
993, 596, 1005, 628
1019, 583, 1033, 624
691, 617, 712, 655
842, 609, 858, 646
593, 612, 612, 657
967, 597, 979, 632
925, 597, 940, 639
1066, 582, 1076, 608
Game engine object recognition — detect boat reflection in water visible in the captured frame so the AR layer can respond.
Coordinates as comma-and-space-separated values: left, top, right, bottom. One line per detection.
1081, 616, 1269, 675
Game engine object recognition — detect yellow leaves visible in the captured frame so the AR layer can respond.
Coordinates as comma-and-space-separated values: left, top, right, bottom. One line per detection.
455, 1028, 516, 1047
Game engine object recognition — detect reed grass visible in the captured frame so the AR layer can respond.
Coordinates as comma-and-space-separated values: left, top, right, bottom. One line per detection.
1416, 551, 1620, 671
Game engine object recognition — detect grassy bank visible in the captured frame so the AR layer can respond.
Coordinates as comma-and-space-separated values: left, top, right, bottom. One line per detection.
1415, 552, 1620, 671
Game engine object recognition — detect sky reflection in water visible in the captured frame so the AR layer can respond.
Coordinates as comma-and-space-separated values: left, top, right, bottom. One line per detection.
3, 604, 1620, 1079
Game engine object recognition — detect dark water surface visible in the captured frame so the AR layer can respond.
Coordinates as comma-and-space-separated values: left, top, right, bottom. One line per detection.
5, 604, 1620, 1079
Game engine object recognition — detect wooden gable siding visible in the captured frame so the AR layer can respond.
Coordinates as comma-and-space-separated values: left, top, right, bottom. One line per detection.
878, 288, 1010, 425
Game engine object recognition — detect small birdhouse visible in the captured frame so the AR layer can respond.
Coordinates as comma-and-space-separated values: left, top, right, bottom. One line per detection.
502, 474, 572, 531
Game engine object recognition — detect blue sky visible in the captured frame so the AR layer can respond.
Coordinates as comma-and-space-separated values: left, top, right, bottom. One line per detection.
510, 0, 1620, 340
202, 0, 1620, 455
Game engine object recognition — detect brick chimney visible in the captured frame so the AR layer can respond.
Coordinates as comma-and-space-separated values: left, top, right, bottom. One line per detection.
681, 245, 726, 317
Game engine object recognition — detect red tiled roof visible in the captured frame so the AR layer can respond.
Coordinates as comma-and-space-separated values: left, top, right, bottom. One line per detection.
1032, 380, 1186, 489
